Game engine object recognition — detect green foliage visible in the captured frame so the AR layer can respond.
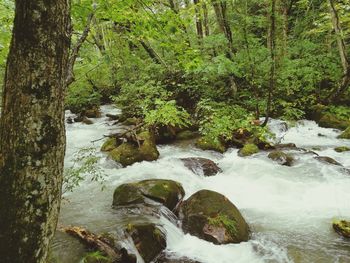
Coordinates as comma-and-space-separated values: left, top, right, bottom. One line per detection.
208, 214, 237, 237
327, 106, 350, 121
196, 100, 269, 144
66, 84, 101, 113
64, 147, 106, 193
144, 100, 191, 128
80, 251, 109, 263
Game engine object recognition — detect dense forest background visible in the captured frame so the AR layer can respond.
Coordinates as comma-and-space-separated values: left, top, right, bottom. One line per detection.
1, 0, 349, 146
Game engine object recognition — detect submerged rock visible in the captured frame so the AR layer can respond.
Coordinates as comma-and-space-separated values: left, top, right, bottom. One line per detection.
127, 223, 166, 263
108, 131, 159, 167
339, 127, 350, 139
314, 156, 342, 166
333, 220, 350, 238
155, 253, 201, 263
334, 146, 350, 153
195, 136, 226, 153
179, 190, 250, 245
268, 151, 294, 166
180, 157, 222, 176
113, 179, 185, 211
238, 143, 259, 157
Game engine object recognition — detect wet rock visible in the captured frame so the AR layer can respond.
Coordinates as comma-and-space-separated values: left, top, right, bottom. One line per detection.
106, 113, 120, 121
195, 136, 226, 153
176, 130, 198, 140
179, 190, 250, 245
108, 131, 159, 167
334, 146, 350, 153
155, 253, 201, 263
314, 156, 342, 166
238, 143, 259, 157
338, 127, 350, 139
82, 117, 94, 125
66, 116, 73, 124
85, 107, 102, 118
127, 223, 166, 263
273, 143, 297, 149
113, 179, 185, 211
180, 157, 222, 176
333, 220, 350, 238
268, 151, 294, 166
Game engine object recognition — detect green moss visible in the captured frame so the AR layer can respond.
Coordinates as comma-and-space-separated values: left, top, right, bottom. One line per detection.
108, 143, 139, 167
338, 127, 350, 139
101, 137, 117, 152
333, 220, 350, 238
238, 143, 259, 157
195, 136, 226, 153
318, 113, 350, 130
208, 214, 237, 238
176, 130, 197, 140
138, 131, 159, 161
334, 146, 350, 153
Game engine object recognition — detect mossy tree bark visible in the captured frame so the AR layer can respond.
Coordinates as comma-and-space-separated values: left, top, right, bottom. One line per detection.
0, 1, 70, 262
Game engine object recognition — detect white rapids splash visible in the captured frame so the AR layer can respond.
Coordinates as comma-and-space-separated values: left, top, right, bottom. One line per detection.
54, 105, 350, 263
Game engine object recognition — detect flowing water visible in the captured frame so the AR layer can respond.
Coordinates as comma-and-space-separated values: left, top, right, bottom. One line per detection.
53, 105, 350, 263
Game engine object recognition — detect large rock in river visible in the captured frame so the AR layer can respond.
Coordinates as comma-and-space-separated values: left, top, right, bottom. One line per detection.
127, 223, 166, 263
180, 157, 222, 176
113, 179, 185, 211
179, 190, 249, 245
195, 136, 226, 153
333, 220, 350, 238
108, 131, 159, 167
339, 127, 350, 139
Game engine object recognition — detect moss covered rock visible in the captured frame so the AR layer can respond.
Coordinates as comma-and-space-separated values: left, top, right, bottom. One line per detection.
334, 146, 350, 153
101, 137, 119, 152
180, 157, 222, 176
176, 130, 198, 140
333, 220, 350, 238
155, 253, 201, 263
113, 179, 185, 211
238, 143, 259, 157
318, 114, 350, 130
268, 151, 295, 166
339, 127, 350, 139
108, 131, 159, 167
179, 190, 250, 244
127, 223, 166, 263
195, 136, 226, 153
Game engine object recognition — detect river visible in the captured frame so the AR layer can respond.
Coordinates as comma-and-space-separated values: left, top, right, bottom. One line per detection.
52, 105, 350, 263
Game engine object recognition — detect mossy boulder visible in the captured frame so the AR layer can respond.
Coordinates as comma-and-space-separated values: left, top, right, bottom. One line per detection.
268, 151, 295, 166
180, 157, 222, 176
122, 117, 141, 126
84, 107, 102, 118
333, 220, 350, 238
127, 223, 166, 263
334, 146, 350, 153
314, 156, 342, 166
155, 253, 201, 263
176, 130, 198, 140
238, 143, 259, 157
318, 114, 350, 130
113, 179, 185, 211
339, 127, 350, 139
195, 136, 226, 153
179, 190, 250, 245
108, 131, 159, 167
101, 137, 119, 152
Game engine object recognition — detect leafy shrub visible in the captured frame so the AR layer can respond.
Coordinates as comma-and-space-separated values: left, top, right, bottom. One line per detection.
66, 83, 101, 113
144, 99, 192, 128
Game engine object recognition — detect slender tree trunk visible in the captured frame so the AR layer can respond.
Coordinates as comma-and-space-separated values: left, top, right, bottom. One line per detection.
194, 0, 204, 40
203, 2, 210, 37
327, 0, 350, 103
0, 1, 70, 262
263, 0, 276, 126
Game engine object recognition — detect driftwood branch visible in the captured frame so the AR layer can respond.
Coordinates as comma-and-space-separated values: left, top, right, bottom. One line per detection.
66, 12, 95, 86
58, 226, 120, 259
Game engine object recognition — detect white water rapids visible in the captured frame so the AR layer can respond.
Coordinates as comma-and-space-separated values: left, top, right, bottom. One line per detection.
53, 105, 350, 263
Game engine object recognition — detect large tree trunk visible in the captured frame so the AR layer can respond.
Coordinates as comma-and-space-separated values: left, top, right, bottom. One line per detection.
0, 1, 70, 262
327, 0, 350, 103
